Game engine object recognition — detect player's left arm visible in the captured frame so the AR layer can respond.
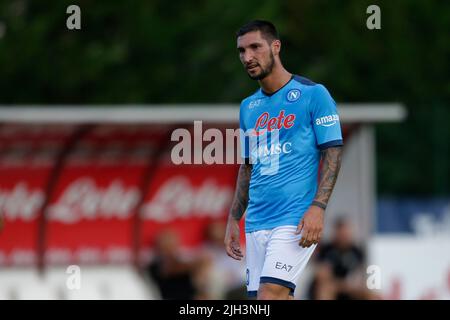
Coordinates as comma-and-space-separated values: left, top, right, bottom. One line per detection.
297, 84, 343, 248
313, 146, 343, 209
297, 147, 342, 247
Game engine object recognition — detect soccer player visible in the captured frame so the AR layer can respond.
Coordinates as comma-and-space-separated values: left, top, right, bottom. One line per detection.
224, 20, 343, 300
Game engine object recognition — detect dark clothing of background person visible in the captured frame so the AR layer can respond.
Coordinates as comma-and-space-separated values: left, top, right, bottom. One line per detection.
318, 243, 365, 279
147, 258, 197, 300
308, 242, 365, 300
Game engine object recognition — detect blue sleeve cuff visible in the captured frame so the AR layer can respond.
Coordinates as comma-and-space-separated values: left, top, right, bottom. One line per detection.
317, 139, 343, 150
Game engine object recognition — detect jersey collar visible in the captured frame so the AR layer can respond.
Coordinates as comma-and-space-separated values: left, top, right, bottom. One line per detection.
260, 74, 294, 97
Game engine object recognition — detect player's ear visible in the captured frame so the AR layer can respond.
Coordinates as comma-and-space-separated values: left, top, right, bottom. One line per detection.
271, 39, 281, 56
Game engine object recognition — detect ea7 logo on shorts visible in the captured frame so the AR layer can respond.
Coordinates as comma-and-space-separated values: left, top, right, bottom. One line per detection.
275, 262, 293, 272
315, 114, 340, 127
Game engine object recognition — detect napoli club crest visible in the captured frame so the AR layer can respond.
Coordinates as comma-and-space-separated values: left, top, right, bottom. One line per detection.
286, 89, 301, 102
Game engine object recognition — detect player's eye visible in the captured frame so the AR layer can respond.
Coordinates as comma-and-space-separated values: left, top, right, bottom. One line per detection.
238, 48, 245, 53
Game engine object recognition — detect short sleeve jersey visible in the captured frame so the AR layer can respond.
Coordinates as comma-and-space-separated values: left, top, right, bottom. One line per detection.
239, 75, 343, 232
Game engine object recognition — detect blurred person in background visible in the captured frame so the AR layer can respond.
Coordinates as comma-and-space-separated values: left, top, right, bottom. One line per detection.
199, 220, 247, 299
146, 229, 209, 300
307, 217, 381, 300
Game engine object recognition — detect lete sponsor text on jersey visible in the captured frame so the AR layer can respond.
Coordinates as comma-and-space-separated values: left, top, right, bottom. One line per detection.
252, 110, 295, 136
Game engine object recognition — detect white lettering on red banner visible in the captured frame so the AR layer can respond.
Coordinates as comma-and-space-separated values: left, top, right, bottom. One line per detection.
141, 176, 233, 222
48, 178, 141, 224
0, 183, 45, 221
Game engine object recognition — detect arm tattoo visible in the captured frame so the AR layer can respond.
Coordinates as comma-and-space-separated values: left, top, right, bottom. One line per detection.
229, 163, 252, 221
313, 146, 343, 209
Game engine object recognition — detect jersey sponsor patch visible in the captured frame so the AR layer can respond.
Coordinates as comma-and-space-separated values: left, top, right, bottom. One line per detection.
315, 114, 340, 127
253, 110, 295, 136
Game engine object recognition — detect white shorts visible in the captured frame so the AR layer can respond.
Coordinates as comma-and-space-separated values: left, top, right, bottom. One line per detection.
245, 225, 317, 297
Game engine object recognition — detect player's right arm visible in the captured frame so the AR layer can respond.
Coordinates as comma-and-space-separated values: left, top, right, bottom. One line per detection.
224, 161, 252, 260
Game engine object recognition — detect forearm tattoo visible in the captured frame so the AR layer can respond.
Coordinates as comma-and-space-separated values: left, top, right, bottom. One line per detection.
230, 163, 252, 220
313, 146, 343, 209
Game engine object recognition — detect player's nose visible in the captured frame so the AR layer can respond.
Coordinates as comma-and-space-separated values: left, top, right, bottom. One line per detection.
242, 51, 254, 65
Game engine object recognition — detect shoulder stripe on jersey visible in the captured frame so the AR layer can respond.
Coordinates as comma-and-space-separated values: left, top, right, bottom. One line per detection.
293, 75, 316, 86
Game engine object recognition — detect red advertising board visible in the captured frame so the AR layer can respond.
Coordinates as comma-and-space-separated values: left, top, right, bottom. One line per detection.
45, 164, 147, 264
139, 154, 240, 262
0, 124, 244, 266
43, 125, 160, 265
0, 167, 48, 265
0, 125, 75, 266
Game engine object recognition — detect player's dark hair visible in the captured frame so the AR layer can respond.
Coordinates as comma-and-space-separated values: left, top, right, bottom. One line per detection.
236, 20, 279, 43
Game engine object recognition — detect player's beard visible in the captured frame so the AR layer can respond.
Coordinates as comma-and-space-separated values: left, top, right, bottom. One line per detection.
247, 51, 275, 81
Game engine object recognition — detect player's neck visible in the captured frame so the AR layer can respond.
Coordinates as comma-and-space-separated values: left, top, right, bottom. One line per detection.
259, 65, 292, 95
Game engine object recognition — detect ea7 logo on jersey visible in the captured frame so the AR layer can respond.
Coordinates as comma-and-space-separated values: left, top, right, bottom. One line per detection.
249, 99, 262, 109
315, 114, 340, 127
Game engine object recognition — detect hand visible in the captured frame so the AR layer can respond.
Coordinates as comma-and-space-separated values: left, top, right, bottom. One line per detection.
224, 216, 244, 260
296, 205, 324, 248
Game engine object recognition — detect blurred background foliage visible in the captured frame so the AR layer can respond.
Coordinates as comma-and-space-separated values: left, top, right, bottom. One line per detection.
0, 0, 449, 196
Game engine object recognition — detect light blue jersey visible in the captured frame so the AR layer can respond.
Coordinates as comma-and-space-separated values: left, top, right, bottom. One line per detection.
240, 75, 343, 232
